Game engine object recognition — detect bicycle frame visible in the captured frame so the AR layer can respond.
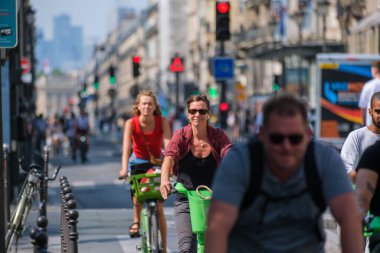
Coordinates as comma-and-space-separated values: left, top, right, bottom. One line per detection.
129, 171, 163, 253
5, 162, 61, 252
5, 168, 40, 251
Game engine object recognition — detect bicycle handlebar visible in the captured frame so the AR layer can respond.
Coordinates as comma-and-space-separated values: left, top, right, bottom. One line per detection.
48, 166, 62, 181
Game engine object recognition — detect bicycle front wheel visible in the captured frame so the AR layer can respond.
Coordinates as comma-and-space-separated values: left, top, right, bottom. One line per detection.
5, 182, 35, 251
148, 212, 162, 253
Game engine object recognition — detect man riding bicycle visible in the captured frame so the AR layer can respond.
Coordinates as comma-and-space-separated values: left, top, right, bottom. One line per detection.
205, 94, 363, 253
356, 140, 380, 252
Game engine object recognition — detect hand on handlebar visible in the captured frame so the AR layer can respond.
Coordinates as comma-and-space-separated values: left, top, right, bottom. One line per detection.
160, 181, 172, 200
118, 169, 128, 180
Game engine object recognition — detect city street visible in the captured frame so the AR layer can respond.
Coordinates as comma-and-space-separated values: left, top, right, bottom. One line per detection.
10, 135, 342, 253
13, 136, 178, 253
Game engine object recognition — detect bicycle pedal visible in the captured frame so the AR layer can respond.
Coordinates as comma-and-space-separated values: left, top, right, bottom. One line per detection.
136, 245, 142, 251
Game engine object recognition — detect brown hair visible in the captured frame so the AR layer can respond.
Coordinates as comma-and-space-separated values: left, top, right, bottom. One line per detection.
186, 94, 210, 110
372, 61, 380, 71
262, 93, 308, 126
131, 90, 162, 116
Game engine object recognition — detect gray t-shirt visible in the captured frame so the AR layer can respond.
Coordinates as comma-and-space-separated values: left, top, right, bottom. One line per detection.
212, 141, 352, 253
340, 127, 380, 173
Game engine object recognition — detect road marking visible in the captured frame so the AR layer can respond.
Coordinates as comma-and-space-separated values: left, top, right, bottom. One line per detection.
117, 235, 176, 253
71, 181, 96, 187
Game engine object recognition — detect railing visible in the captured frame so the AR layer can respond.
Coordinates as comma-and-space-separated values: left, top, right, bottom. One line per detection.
60, 176, 79, 253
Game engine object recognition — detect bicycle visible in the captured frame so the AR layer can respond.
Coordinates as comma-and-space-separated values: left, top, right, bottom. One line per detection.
127, 164, 163, 253
5, 163, 61, 252
172, 182, 212, 253
363, 214, 380, 252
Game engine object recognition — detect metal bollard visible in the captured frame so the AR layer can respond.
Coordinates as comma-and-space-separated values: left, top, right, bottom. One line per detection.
30, 215, 49, 253
60, 176, 79, 253
43, 146, 50, 214
68, 208, 79, 253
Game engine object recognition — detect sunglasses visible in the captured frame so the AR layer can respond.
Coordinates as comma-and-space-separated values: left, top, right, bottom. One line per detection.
188, 109, 209, 115
269, 133, 304, 145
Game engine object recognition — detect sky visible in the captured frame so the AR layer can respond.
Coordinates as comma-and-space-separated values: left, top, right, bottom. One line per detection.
31, 0, 149, 44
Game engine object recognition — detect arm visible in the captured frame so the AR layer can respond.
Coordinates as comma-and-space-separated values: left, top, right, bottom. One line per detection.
205, 201, 238, 253
160, 156, 174, 199
162, 117, 172, 149
355, 168, 378, 218
329, 192, 363, 253
119, 119, 133, 178
340, 135, 358, 183
361, 108, 367, 126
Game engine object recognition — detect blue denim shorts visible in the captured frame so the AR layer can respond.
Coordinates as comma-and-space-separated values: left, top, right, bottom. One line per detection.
128, 153, 150, 171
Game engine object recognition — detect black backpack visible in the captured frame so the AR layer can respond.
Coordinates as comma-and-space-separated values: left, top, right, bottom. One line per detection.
240, 140, 326, 240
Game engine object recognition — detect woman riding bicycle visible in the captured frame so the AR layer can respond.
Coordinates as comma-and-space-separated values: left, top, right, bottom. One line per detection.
119, 90, 171, 252
160, 94, 231, 253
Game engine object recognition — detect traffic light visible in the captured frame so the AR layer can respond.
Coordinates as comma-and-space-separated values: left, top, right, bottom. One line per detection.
208, 87, 218, 99
93, 75, 99, 90
272, 75, 280, 92
219, 102, 229, 112
109, 65, 116, 85
219, 102, 229, 129
215, 1, 230, 41
132, 56, 141, 77
81, 82, 87, 95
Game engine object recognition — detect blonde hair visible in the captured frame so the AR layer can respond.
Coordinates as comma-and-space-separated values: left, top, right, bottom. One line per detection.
131, 90, 162, 116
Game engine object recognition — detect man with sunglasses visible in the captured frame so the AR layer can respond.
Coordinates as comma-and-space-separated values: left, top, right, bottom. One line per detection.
341, 91, 380, 182
205, 94, 363, 253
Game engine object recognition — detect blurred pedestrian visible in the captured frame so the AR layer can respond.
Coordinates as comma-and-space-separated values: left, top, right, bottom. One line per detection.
33, 113, 48, 153
160, 94, 232, 253
65, 112, 78, 161
359, 61, 380, 126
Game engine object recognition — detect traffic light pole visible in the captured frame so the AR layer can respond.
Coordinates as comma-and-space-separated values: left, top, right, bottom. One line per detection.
175, 71, 180, 119
219, 41, 228, 129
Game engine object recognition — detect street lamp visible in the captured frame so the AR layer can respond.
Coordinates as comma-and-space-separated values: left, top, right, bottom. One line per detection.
316, 0, 330, 52
291, 10, 306, 42
291, 9, 306, 96
268, 18, 278, 40
339, 0, 351, 51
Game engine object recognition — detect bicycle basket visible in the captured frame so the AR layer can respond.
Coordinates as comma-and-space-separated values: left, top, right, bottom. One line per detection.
187, 185, 212, 234
129, 172, 163, 202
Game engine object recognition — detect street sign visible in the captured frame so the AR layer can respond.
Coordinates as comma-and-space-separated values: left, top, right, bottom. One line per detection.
0, 0, 18, 48
20, 57, 31, 74
170, 57, 184, 72
213, 57, 234, 80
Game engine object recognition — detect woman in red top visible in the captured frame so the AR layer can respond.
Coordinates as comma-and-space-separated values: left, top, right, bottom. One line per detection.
160, 94, 231, 253
119, 90, 171, 252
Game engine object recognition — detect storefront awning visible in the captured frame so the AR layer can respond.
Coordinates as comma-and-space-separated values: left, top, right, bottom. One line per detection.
243, 40, 344, 60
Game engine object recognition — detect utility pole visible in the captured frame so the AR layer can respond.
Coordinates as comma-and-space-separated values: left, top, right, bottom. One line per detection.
215, 0, 231, 129
0, 50, 5, 253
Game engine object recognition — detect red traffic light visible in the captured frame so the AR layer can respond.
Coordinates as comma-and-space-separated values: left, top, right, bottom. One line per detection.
133, 56, 141, 63
170, 57, 184, 72
219, 102, 229, 112
217, 2, 229, 14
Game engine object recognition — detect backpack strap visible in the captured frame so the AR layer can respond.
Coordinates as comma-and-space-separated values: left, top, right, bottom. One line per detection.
304, 140, 326, 241
304, 140, 326, 212
240, 140, 264, 210
241, 139, 326, 212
